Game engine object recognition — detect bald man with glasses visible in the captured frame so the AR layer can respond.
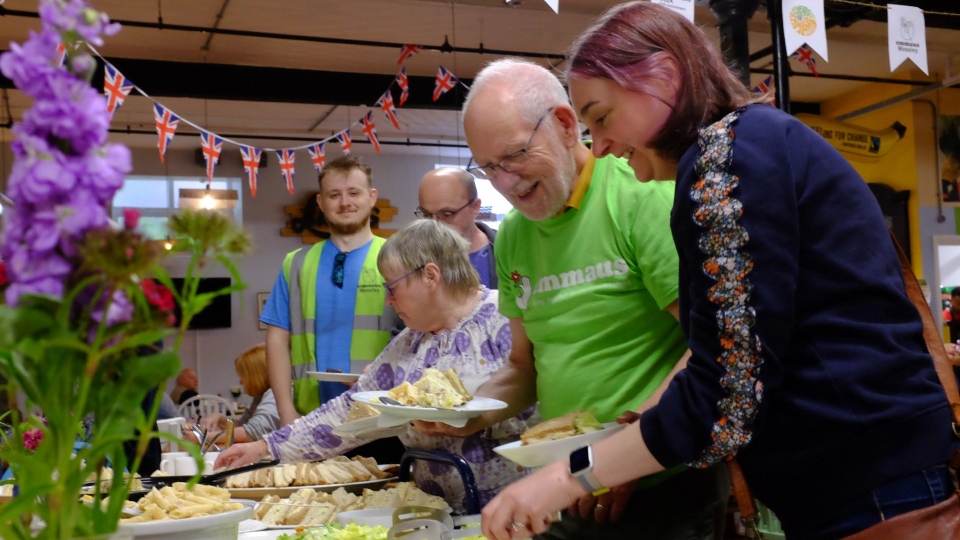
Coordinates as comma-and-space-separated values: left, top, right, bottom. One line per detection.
417, 167, 498, 288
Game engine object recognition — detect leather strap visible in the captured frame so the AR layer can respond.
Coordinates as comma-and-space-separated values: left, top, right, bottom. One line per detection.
888, 231, 960, 426
725, 231, 960, 538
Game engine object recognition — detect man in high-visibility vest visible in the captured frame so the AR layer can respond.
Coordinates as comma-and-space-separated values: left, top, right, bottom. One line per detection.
259, 156, 395, 426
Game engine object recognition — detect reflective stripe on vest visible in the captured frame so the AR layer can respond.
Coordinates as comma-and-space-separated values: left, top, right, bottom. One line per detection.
283, 237, 392, 415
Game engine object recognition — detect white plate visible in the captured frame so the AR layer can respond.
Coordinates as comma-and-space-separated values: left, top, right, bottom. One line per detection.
239, 530, 298, 540
351, 391, 507, 428
493, 423, 627, 468
239, 519, 268, 533
332, 416, 408, 441
118, 501, 254, 539
308, 371, 362, 384
227, 476, 396, 500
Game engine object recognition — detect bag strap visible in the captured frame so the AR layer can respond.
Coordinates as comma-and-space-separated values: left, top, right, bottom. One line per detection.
888, 231, 960, 426
726, 231, 960, 539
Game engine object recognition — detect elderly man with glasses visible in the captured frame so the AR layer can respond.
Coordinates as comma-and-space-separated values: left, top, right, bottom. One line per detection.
258, 156, 396, 427
417, 167, 498, 288
415, 58, 726, 539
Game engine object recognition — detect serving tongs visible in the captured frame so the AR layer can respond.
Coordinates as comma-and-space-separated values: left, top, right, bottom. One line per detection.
146, 458, 280, 488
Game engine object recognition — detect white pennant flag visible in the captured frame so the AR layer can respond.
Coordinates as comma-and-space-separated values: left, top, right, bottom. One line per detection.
888, 4, 928, 75
542, 0, 558, 13
651, 0, 695, 23
783, 0, 828, 61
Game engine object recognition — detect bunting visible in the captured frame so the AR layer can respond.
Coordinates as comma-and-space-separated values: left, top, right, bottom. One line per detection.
361, 112, 381, 154
152, 102, 179, 163
276, 149, 296, 194
377, 90, 400, 129
790, 44, 820, 77
433, 66, 458, 102
104, 64, 134, 114
199, 131, 223, 184
56, 42, 67, 67
783, 0, 828, 61
336, 130, 352, 156
240, 145, 262, 197
308, 142, 326, 173
397, 44, 422, 65
752, 76, 773, 94
396, 67, 410, 107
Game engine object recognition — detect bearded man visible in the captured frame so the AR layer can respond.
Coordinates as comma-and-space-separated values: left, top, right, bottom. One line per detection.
259, 156, 396, 424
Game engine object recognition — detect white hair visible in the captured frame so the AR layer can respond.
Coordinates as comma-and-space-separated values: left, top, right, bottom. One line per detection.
377, 220, 480, 294
463, 58, 570, 125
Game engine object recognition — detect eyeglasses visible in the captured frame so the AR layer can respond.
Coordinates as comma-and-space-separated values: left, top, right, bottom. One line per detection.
332, 252, 347, 288
383, 264, 426, 297
467, 107, 554, 181
415, 197, 477, 221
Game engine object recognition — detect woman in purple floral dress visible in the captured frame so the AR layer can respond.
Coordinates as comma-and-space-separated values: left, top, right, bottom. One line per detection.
217, 220, 537, 512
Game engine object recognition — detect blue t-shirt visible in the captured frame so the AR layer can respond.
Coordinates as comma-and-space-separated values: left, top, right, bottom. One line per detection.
469, 245, 493, 288
260, 240, 374, 404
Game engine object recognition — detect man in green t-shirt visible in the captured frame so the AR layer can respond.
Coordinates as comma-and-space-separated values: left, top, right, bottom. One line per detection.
417, 59, 725, 539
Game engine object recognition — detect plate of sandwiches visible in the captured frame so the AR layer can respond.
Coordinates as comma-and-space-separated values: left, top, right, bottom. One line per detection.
224, 456, 397, 500
493, 410, 626, 468
252, 481, 449, 529
333, 402, 408, 441
351, 368, 507, 428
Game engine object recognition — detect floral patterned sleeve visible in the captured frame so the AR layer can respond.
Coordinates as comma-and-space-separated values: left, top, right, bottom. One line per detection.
263, 339, 405, 462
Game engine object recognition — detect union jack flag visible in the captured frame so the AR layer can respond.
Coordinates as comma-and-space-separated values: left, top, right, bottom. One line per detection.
57, 42, 67, 67
397, 44, 422, 65
361, 112, 381, 154
336, 130, 352, 156
433, 66, 458, 102
308, 142, 326, 173
199, 131, 223, 184
396, 68, 410, 107
377, 90, 400, 130
752, 76, 773, 94
790, 45, 820, 77
276, 149, 296, 194
104, 64, 134, 114
153, 103, 179, 163
240, 146, 262, 197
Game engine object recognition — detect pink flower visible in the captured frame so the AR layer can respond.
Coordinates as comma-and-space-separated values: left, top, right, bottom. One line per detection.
122, 208, 140, 230
23, 428, 43, 451
142, 278, 175, 313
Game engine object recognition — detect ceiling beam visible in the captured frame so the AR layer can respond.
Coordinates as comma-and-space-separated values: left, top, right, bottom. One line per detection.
0, 55, 471, 110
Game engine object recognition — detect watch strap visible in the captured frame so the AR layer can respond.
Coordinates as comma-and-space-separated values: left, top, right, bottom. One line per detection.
575, 468, 609, 497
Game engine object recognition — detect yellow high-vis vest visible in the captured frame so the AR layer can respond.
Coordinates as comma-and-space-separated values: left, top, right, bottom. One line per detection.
282, 237, 393, 415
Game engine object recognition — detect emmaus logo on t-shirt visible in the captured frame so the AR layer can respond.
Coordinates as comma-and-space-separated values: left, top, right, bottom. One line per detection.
510, 258, 629, 310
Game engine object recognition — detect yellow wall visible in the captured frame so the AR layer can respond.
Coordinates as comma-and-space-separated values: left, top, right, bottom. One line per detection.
821, 83, 924, 273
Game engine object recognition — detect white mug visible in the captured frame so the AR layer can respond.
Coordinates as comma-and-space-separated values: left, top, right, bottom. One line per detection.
174, 455, 199, 476
203, 452, 221, 475
159, 451, 188, 475
156, 417, 187, 452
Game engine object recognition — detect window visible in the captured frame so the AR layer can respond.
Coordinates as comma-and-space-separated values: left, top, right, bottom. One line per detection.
111, 176, 243, 240
434, 164, 513, 230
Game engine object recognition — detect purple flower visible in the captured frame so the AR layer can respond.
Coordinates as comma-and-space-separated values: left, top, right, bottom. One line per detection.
5, 277, 66, 305
21, 73, 109, 154
77, 143, 131, 202
58, 188, 108, 239
90, 289, 134, 328
22, 208, 61, 254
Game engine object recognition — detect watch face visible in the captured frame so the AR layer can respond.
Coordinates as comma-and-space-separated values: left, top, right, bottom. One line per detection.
569, 446, 591, 474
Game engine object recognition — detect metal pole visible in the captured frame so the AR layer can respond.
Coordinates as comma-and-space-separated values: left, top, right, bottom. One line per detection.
767, 0, 791, 113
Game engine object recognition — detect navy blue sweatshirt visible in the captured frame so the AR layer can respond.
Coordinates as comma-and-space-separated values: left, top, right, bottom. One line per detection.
640, 105, 958, 533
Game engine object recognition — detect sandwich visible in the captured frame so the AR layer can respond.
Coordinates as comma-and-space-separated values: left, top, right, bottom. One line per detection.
388, 368, 473, 408
346, 401, 380, 423
520, 409, 604, 446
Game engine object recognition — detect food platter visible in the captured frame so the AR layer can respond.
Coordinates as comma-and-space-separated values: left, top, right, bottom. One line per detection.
332, 416, 408, 441
117, 500, 255, 539
226, 475, 396, 500
493, 423, 626, 468
307, 371, 362, 384
351, 391, 507, 428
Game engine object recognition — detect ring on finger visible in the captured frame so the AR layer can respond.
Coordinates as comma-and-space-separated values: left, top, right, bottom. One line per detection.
512, 521, 527, 532
596, 503, 606, 510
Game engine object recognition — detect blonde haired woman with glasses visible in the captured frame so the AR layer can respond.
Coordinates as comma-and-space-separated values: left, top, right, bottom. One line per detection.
217, 220, 538, 513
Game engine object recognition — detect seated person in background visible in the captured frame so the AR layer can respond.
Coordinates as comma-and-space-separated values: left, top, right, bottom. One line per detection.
216, 220, 539, 512
199, 343, 280, 443
170, 368, 198, 405
943, 287, 960, 343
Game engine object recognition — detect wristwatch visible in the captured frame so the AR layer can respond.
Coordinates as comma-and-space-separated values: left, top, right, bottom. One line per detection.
569, 445, 609, 497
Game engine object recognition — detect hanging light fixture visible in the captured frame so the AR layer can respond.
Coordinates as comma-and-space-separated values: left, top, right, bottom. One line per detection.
178, 186, 238, 210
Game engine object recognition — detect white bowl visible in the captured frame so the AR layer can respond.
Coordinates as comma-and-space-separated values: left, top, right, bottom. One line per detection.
493, 423, 626, 468
118, 502, 253, 539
